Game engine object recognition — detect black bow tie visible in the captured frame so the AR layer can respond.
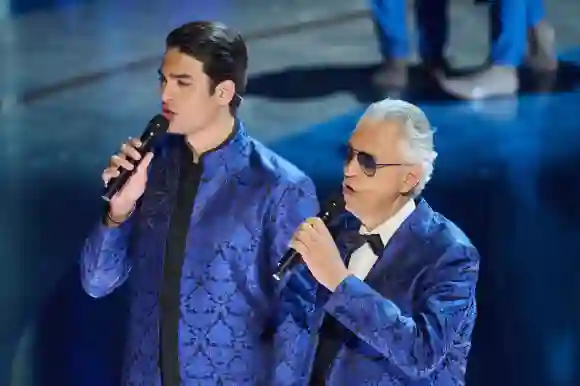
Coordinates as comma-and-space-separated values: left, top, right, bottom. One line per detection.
342, 231, 385, 257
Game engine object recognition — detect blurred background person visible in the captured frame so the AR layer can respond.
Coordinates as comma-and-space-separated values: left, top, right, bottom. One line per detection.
370, 0, 449, 90
439, 0, 557, 99
370, 0, 557, 98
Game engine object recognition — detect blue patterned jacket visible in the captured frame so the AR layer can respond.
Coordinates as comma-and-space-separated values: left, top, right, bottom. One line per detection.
79, 122, 320, 385
277, 199, 480, 385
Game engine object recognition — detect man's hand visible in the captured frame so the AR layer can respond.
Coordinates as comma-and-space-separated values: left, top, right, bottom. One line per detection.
290, 217, 350, 291
102, 137, 153, 225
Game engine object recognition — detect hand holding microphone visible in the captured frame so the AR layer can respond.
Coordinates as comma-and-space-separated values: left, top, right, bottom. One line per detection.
102, 138, 153, 224
102, 115, 169, 225
273, 194, 344, 281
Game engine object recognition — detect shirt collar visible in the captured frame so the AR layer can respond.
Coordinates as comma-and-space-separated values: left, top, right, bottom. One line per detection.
359, 199, 416, 245
177, 118, 250, 178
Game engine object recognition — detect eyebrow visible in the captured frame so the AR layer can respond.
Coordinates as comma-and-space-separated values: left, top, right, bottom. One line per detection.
157, 69, 193, 80
346, 143, 363, 152
347, 143, 376, 157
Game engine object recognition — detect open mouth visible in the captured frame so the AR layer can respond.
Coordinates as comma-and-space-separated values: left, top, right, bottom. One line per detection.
162, 106, 175, 120
342, 183, 355, 193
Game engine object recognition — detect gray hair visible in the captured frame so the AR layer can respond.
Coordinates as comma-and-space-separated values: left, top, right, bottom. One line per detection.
361, 98, 438, 196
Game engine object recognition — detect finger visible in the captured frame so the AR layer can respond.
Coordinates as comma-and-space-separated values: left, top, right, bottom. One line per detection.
121, 142, 142, 161
102, 168, 120, 184
307, 217, 330, 235
307, 220, 323, 238
290, 238, 309, 258
129, 137, 142, 148
135, 152, 154, 175
293, 228, 316, 251
297, 221, 316, 240
111, 155, 134, 171
108, 152, 125, 168
304, 217, 320, 232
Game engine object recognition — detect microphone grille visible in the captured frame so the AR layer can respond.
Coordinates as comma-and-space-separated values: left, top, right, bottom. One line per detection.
322, 192, 345, 219
149, 114, 170, 136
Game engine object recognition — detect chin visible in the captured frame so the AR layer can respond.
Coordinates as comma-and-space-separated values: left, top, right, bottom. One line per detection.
343, 196, 358, 216
167, 122, 188, 135
345, 194, 375, 222
165, 120, 177, 132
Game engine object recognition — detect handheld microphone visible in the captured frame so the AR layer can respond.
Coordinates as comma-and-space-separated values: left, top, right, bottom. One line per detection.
273, 194, 345, 281
101, 114, 170, 202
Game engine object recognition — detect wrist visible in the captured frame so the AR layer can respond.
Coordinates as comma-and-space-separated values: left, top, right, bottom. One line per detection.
105, 204, 136, 227
328, 267, 350, 292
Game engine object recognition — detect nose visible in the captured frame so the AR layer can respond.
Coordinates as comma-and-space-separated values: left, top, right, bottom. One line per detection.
344, 156, 359, 177
160, 82, 175, 103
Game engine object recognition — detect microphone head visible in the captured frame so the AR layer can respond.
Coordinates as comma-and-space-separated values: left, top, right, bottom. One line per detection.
320, 192, 345, 222
147, 114, 170, 136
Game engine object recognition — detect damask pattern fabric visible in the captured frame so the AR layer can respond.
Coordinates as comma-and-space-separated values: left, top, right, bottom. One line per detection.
80, 123, 320, 385
278, 200, 480, 385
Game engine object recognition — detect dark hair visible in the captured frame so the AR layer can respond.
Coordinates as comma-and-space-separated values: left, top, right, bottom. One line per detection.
166, 21, 248, 114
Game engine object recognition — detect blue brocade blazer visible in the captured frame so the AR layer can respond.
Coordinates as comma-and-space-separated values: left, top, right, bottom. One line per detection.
79, 123, 320, 385
276, 199, 480, 385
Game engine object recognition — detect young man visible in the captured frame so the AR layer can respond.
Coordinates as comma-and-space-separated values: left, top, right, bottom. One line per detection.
279, 99, 480, 385
80, 21, 319, 385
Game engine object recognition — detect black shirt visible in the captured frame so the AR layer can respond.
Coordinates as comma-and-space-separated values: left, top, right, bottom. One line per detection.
159, 140, 202, 386
157, 125, 238, 385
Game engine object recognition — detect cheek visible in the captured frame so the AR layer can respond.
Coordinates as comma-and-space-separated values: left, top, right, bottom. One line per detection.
178, 93, 213, 119
366, 175, 399, 198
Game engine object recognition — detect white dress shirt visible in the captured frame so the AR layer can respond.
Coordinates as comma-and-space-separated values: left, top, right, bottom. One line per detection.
348, 199, 416, 280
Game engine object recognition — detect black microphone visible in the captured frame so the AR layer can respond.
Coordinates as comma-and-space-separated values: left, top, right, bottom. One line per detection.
101, 114, 170, 202
273, 194, 345, 281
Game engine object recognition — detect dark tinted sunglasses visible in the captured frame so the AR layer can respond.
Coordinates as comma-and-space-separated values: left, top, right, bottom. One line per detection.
344, 145, 406, 177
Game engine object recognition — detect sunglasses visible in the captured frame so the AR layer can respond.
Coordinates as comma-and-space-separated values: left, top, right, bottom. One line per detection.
344, 145, 408, 177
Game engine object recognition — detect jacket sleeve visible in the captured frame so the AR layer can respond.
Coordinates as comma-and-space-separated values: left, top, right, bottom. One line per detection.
267, 176, 320, 269
323, 244, 480, 379
268, 176, 320, 385
79, 215, 134, 298
266, 176, 320, 325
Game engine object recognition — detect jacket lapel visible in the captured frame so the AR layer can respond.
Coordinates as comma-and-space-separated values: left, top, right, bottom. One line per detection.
134, 136, 182, 292
148, 136, 182, 229
188, 165, 228, 229
187, 121, 250, 229
364, 199, 433, 286
159, 138, 182, 218
136, 135, 181, 232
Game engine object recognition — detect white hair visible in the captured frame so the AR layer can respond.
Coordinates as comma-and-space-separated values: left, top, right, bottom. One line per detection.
362, 98, 438, 196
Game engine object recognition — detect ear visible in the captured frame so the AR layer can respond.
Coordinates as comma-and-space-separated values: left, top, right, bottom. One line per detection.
214, 79, 236, 107
401, 165, 421, 195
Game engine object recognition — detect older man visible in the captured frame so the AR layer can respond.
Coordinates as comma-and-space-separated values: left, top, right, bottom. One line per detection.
276, 99, 480, 385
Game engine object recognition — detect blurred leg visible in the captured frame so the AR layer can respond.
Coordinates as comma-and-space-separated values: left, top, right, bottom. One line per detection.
415, 0, 449, 66
369, 0, 409, 89
435, 0, 521, 99
525, 0, 558, 70
370, 0, 409, 60
526, 0, 545, 27
490, 0, 527, 66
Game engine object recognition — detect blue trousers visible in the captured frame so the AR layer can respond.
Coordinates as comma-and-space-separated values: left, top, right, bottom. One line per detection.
490, 0, 546, 65
371, 0, 546, 66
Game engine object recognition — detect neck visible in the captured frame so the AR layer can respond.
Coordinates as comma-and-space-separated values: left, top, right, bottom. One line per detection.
185, 112, 235, 162
359, 195, 411, 231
